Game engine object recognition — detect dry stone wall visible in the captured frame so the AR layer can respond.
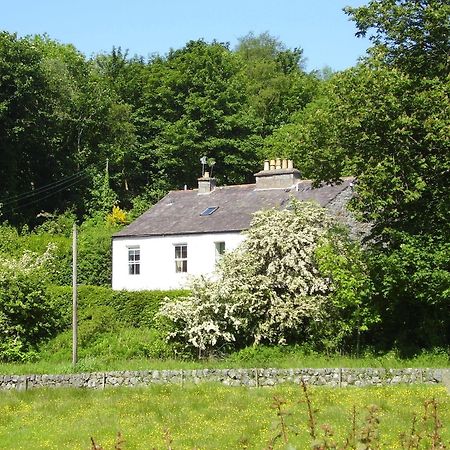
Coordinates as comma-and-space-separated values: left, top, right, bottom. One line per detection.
0, 368, 448, 391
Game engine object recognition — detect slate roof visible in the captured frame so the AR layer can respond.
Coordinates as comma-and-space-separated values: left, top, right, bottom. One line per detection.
113, 178, 354, 238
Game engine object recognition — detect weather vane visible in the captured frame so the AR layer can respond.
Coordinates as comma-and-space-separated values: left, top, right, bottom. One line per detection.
200, 156, 207, 177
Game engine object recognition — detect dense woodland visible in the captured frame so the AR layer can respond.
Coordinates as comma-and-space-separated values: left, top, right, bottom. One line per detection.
0, 0, 448, 361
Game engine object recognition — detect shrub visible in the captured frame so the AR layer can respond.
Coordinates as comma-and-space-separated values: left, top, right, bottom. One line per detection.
39, 287, 188, 361
159, 201, 375, 355
45, 285, 188, 329
0, 246, 66, 362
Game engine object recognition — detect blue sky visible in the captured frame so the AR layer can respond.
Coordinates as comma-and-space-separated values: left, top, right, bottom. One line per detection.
1, 0, 371, 71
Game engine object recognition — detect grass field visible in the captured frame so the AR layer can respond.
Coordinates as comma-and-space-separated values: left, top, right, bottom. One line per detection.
0, 384, 448, 449
1, 346, 449, 375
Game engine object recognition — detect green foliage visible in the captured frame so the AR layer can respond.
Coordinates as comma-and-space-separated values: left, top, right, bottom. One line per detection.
40, 285, 188, 361
262, 91, 349, 182
34, 211, 77, 237
0, 217, 119, 287
85, 171, 118, 218
0, 31, 321, 223
368, 233, 450, 351
226, 345, 292, 366
345, 0, 450, 78
0, 32, 124, 225
77, 218, 118, 286
160, 201, 374, 354
45, 285, 188, 330
326, 64, 448, 238
315, 228, 378, 352
236, 32, 318, 135
0, 247, 65, 362
261, 0, 449, 351
139, 39, 263, 188
1, 345, 448, 375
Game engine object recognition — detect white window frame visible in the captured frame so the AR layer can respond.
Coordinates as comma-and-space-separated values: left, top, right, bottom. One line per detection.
174, 243, 188, 273
214, 241, 226, 262
128, 246, 140, 275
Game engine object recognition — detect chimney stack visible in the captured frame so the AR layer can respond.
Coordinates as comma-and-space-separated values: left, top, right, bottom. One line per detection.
254, 158, 300, 189
198, 171, 216, 194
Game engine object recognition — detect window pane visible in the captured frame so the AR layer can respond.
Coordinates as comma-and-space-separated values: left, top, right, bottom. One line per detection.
181, 245, 187, 259
128, 247, 140, 275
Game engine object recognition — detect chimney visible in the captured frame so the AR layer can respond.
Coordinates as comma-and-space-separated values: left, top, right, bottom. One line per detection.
254, 158, 301, 189
197, 171, 216, 194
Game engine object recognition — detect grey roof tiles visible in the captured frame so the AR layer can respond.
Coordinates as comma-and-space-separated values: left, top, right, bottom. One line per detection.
113, 178, 354, 238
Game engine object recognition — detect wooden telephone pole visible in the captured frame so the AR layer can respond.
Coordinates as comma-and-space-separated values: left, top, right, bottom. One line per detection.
72, 223, 78, 366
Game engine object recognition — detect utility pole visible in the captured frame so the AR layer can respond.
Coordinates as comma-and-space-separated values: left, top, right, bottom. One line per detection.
72, 222, 78, 366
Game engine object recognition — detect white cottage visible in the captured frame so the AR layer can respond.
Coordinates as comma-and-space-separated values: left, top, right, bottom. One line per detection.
112, 160, 354, 291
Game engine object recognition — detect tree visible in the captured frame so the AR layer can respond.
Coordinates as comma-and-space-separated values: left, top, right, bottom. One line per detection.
235, 32, 318, 135
278, 0, 450, 350
262, 88, 349, 182
344, 0, 450, 78
0, 33, 126, 224
159, 201, 375, 355
136, 40, 262, 189
367, 233, 449, 350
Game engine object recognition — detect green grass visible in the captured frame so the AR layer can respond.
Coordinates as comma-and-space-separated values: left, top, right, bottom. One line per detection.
0, 384, 448, 449
1, 343, 448, 375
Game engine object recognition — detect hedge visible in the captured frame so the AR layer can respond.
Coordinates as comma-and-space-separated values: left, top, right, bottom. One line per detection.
46, 285, 188, 331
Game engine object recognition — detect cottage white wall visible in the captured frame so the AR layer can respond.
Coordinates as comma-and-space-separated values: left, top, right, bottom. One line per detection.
112, 232, 245, 291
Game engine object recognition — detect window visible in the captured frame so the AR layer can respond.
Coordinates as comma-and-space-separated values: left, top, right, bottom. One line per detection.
174, 244, 187, 273
200, 206, 218, 216
128, 246, 140, 275
215, 241, 226, 262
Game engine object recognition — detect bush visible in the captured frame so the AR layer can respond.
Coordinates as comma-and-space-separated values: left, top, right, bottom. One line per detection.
0, 246, 66, 362
159, 201, 375, 355
38, 286, 189, 361
0, 215, 123, 287
40, 326, 179, 362
46, 285, 188, 329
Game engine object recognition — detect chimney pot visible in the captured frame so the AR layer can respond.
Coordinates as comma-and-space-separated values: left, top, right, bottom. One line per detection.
254, 158, 301, 189
264, 160, 270, 171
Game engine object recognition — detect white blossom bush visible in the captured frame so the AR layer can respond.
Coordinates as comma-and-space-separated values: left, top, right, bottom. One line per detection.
0, 244, 63, 361
159, 200, 374, 355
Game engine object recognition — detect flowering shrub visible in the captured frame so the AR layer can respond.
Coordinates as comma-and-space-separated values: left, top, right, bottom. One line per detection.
106, 206, 128, 226
0, 245, 64, 361
159, 201, 375, 355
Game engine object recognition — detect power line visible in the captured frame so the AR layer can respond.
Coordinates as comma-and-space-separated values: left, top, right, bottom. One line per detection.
0, 168, 90, 206
0, 171, 90, 215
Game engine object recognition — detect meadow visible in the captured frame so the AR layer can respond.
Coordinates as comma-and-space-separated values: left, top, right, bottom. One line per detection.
0, 383, 448, 449
1, 339, 449, 376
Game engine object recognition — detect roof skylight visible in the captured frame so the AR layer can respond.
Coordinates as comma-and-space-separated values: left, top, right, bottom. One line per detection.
200, 206, 218, 216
